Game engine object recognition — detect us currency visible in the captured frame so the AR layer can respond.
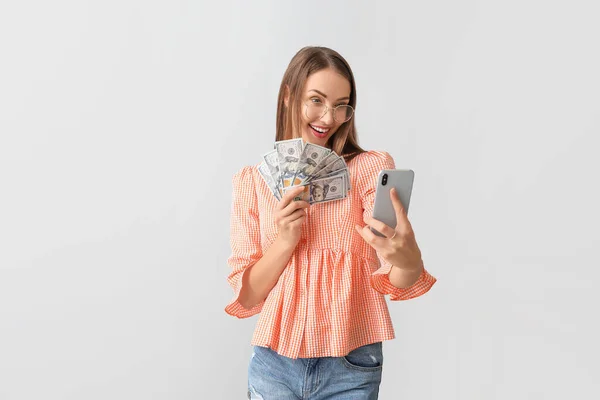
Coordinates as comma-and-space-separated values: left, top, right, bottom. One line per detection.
319, 170, 350, 194
316, 156, 346, 177
311, 155, 351, 193
309, 152, 338, 179
308, 173, 347, 204
292, 143, 331, 186
275, 138, 303, 188
258, 161, 282, 200
263, 150, 282, 188
282, 184, 310, 203
341, 157, 351, 191
283, 172, 347, 205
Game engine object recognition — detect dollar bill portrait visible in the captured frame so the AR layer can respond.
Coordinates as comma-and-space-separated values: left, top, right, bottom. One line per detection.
310, 181, 329, 203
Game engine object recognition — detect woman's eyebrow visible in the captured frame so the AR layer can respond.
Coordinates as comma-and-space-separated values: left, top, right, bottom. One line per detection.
308, 89, 350, 101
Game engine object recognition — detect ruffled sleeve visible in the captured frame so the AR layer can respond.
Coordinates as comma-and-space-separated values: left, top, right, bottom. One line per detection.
357, 151, 437, 301
224, 166, 264, 318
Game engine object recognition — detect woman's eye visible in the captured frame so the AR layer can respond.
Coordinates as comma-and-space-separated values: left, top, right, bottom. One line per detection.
310, 98, 322, 103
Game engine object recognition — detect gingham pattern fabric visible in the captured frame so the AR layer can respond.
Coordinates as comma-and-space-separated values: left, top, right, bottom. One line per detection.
225, 150, 437, 359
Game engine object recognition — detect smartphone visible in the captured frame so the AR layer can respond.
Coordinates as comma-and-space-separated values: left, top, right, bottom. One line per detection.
370, 169, 415, 237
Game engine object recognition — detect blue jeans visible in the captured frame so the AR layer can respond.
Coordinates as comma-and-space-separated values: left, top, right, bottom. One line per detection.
247, 342, 383, 399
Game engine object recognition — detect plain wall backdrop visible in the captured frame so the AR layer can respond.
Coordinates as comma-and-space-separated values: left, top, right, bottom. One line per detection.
1, 0, 599, 399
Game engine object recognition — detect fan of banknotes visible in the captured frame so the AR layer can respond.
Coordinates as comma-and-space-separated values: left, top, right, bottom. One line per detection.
258, 138, 350, 205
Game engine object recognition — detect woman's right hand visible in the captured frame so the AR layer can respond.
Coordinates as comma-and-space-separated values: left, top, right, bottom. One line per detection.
274, 185, 310, 247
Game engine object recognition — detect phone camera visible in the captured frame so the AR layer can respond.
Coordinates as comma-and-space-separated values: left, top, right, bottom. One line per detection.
382, 174, 388, 185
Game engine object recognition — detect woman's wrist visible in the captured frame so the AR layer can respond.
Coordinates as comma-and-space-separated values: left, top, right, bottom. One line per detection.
274, 235, 299, 254
389, 261, 423, 289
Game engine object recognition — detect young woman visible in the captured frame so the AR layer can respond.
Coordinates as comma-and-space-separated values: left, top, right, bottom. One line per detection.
225, 46, 437, 399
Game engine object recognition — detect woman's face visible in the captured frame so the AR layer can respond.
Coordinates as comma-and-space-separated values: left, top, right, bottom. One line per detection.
297, 68, 351, 148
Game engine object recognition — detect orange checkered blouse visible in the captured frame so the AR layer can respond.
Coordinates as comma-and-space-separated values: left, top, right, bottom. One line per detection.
225, 150, 436, 359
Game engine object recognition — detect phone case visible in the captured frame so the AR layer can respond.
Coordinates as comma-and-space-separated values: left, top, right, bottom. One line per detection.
370, 169, 415, 237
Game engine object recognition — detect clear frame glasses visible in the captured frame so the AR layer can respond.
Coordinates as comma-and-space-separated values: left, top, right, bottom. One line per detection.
304, 101, 354, 123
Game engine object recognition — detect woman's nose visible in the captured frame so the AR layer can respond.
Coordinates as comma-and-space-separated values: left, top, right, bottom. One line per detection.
321, 108, 334, 124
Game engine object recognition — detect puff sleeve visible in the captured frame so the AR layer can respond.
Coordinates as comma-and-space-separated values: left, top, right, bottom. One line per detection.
224, 166, 265, 318
357, 151, 437, 301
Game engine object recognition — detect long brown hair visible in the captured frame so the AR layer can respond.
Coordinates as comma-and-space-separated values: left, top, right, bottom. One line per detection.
275, 46, 365, 163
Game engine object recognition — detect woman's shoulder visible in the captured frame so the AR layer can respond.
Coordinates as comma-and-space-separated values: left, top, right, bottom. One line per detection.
350, 150, 395, 168
233, 163, 260, 177
232, 163, 261, 189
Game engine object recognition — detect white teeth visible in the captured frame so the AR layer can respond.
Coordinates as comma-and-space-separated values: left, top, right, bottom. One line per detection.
310, 124, 329, 133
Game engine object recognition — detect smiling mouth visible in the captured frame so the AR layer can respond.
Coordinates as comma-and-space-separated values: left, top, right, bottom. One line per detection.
309, 124, 330, 138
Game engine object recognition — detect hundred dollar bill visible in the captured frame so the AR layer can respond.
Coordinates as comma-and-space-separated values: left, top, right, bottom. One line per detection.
275, 138, 303, 188
315, 155, 346, 177
258, 161, 282, 200
320, 159, 351, 192
282, 172, 347, 205
282, 184, 311, 203
292, 143, 331, 186
308, 173, 347, 204
313, 154, 352, 192
309, 152, 338, 180
263, 150, 282, 188
341, 156, 351, 192
319, 169, 350, 194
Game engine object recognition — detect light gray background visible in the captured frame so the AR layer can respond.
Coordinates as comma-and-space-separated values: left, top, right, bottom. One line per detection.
1, 0, 598, 399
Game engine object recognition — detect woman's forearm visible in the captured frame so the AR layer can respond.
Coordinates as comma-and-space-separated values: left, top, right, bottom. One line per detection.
238, 237, 296, 309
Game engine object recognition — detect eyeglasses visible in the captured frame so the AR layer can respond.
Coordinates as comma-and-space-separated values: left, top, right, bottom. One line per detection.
304, 100, 354, 123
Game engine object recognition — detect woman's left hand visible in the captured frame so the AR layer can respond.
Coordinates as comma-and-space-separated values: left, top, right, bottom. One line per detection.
354, 188, 423, 272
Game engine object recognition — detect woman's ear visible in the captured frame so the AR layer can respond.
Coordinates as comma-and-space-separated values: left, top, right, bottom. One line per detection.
284, 85, 290, 107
